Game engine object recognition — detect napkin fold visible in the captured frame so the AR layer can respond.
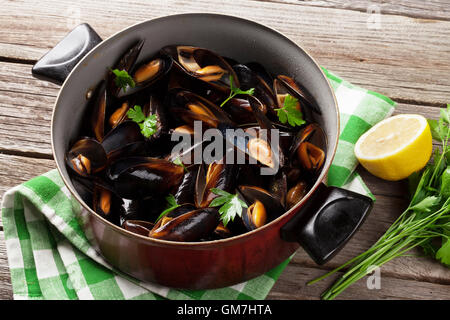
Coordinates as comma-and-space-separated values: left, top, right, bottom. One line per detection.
1, 69, 395, 300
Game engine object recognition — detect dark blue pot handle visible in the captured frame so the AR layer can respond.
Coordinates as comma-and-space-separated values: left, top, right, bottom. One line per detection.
281, 183, 373, 265
32, 23, 102, 85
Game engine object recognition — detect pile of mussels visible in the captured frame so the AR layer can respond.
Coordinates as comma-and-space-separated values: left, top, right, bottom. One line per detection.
66, 40, 327, 242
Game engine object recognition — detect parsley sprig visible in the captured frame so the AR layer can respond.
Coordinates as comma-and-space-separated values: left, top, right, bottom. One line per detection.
110, 69, 135, 92
155, 194, 180, 223
172, 157, 188, 172
274, 94, 305, 127
220, 75, 255, 107
126, 105, 158, 138
209, 188, 248, 227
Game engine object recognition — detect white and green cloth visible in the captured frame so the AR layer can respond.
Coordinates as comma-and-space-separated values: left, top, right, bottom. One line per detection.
1, 69, 395, 300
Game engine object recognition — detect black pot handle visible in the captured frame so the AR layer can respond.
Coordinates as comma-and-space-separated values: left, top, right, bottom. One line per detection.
281, 183, 373, 265
32, 23, 102, 85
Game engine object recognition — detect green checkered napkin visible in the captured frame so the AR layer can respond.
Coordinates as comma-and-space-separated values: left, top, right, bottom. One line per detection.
1, 69, 395, 300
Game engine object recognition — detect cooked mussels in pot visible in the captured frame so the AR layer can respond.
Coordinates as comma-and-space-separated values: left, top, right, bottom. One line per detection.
66, 41, 326, 242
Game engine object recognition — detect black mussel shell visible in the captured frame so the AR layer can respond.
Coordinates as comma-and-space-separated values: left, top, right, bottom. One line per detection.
107, 39, 145, 97
195, 160, 237, 208
66, 138, 107, 177
101, 121, 145, 161
166, 89, 234, 129
233, 64, 277, 117
275, 75, 321, 115
238, 185, 284, 220
92, 184, 120, 225
108, 157, 185, 200
161, 45, 239, 91
174, 165, 198, 205
149, 207, 220, 242
122, 220, 154, 236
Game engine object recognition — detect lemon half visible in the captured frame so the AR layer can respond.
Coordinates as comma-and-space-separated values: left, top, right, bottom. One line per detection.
354, 114, 432, 181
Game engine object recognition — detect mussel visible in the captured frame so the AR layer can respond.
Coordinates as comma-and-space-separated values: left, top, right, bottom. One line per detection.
289, 123, 326, 173
66, 138, 107, 177
167, 89, 234, 129
149, 207, 220, 242
107, 40, 145, 97
238, 185, 284, 230
195, 159, 236, 208
274, 75, 321, 115
108, 157, 184, 200
233, 64, 277, 117
162, 45, 239, 92
122, 220, 155, 237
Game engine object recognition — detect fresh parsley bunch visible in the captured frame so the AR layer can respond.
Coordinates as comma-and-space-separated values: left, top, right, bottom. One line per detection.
309, 105, 450, 300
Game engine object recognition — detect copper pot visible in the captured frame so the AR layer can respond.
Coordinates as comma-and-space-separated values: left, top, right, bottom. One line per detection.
33, 14, 372, 289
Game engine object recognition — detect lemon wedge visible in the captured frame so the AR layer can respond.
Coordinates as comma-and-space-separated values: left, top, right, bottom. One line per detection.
354, 114, 432, 181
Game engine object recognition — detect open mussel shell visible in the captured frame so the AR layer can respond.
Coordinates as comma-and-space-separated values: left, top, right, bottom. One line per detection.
92, 184, 120, 225
233, 64, 277, 116
166, 89, 234, 129
101, 121, 145, 161
122, 220, 155, 237
107, 39, 145, 97
289, 123, 327, 173
222, 97, 267, 124
195, 160, 237, 208
143, 94, 170, 141
174, 165, 198, 205
118, 54, 173, 98
286, 180, 308, 209
275, 75, 321, 115
66, 138, 107, 177
161, 45, 239, 91
238, 185, 284, 231
90, 80, 111, 142
107, 157, 185, 200
149, 207, 220, 242
152, 203, 196, 230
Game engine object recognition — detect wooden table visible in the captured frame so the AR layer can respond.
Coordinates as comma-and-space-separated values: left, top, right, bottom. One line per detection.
1, 0, 449, 300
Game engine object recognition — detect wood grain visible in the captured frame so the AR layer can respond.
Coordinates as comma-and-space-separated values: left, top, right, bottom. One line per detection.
0, 61, 444, 159
1, 0, 450, 105
269, 264, 450, 300
259, 0, 450, 21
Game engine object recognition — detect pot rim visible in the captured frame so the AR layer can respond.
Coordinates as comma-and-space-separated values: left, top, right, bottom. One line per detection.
51, 13, 340, 248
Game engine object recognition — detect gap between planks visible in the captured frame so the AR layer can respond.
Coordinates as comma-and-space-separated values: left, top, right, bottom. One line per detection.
1, 0, 450, 105
254, 0, 450, 22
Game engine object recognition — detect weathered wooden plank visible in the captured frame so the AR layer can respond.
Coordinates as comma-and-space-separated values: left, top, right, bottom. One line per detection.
0, 61, 445, 158
269, 264, 450, 300
1, 0, 450, 104
0, 154, 55, 205
259, 0, 450, 21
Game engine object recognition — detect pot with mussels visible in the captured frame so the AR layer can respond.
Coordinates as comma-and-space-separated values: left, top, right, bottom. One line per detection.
33, 14, 373, 289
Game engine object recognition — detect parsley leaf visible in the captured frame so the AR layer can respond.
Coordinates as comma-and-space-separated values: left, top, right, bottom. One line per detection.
126, 105, 158, 138
110, 68, 135, 92
275, 94, 306, 127
172, 157, 187, 172
155, 194, 180, 223
220, 75, 255, 107
209, 188, 248, 227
